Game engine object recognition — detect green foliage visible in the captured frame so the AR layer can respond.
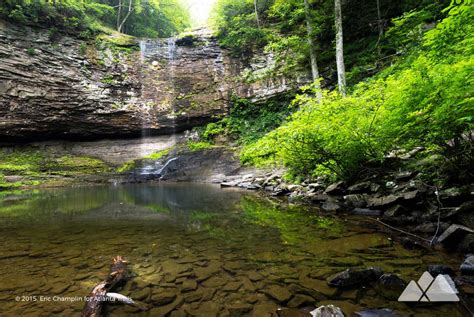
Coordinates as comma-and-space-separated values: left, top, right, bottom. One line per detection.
26, 47, 36, 56
0, 0, 190, 38
187, 141, 213, 151
144, 149, 170, 160
210, 0, 273, 55
242, 2, 473, 182
202, 95, 294, 145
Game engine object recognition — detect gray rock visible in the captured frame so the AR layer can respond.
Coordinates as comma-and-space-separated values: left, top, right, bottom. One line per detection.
437, 224, 474, 249
378, 274, 405, 288
288, 184, 303, 192
321, 201, 342, 212
308, 183, 324, 191
394, 171, 416, 181
327, 267, 383, 288
309, 194, 331, 202
347, 182, 371, 194
324, 181, 345, 195
460, 255, 474, 276
367, 195, 401, 208
428, 264, 454, 276
344, 194, 367, 208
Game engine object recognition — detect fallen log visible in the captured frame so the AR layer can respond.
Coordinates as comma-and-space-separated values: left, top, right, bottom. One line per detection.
81, 256, 131, 317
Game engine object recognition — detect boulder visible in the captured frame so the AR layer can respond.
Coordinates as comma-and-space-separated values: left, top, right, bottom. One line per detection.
327, 267, 383, 288
460, 255, 474, 276
344, 194, 367, 208
428, 264, 454, 276
394, 171, 416, 181
378, 274, 405, 288
308, 183, 325, 191
377, 274, 405, 300
309, 194, 331, 202
437, 224, 474, 249
367, 195, 400, 208
347, 182, 371, 194
324, 181, 346, 195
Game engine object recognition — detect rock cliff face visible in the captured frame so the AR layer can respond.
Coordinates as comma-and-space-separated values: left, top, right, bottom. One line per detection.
0, 21, 307, 142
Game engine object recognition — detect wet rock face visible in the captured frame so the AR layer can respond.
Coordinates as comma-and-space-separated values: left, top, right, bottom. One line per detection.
0, 22, 306, 142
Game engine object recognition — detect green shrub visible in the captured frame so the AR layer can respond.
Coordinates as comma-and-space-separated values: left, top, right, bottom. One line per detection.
242, 2, 473, 181
187, 141, 213, 152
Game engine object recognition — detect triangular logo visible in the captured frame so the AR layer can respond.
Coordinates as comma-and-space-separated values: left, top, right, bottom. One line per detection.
399, 272, 459, 302
398, 280, 424, 301
425, 275, 459, 302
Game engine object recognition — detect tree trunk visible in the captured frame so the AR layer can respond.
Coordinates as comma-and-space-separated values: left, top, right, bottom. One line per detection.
118, 0, 133, 33
303, 0, 322, 101
375, 0, 383, 55
334, 0, 346, 96
116, 0, 122, 31
254, 0, 260, 28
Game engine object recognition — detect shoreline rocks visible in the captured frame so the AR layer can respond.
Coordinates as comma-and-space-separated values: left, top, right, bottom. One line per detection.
218, 169, 473, 253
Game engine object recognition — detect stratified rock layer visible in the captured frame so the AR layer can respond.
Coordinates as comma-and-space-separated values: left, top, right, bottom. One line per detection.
0, 22, 306, 142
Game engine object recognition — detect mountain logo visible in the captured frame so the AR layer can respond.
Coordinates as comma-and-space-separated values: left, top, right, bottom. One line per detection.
398, 271, 459, 302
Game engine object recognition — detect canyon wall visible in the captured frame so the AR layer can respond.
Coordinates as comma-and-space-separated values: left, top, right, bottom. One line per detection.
0, 21, 307, 142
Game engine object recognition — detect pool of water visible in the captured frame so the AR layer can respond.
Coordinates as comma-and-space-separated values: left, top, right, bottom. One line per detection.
0, 183, 468, 316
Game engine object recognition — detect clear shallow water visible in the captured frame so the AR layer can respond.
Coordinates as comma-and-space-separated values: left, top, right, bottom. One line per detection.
0, 184, 468, 316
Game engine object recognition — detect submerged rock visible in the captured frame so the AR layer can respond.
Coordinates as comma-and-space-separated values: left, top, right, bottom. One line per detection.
263, 285, 293, 303
276, 308, 313, 317
355, 309, 399, 317
327, 267, 383, 288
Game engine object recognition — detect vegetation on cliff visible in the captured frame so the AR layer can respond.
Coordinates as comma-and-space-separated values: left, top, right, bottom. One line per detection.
0, 0, 190, 37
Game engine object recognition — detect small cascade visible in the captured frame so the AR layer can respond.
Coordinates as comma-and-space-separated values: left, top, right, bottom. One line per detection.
134, 157, 179, 181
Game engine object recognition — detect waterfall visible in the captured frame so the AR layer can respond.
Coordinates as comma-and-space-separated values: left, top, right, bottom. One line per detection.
167, 38, 176, 60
